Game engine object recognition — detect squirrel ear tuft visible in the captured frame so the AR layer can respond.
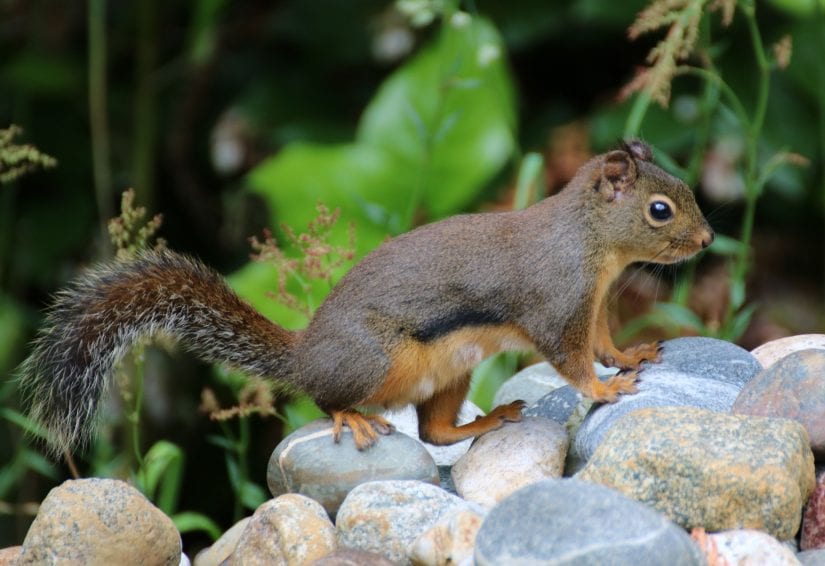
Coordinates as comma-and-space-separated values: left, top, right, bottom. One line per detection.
600, 148, 638, 201
620, 139, 653, 162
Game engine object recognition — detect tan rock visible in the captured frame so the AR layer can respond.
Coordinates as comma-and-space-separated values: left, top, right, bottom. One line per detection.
751, 334, 825, 368
230, 494, 336, 565
0, 546, 22, 565
18, 478, 180, 566
451, 417, 567, 508
194, 517, 250, 566
409, 509, 483, 566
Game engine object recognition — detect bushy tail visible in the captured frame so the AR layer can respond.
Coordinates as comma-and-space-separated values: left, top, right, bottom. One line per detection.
18, 250, 297, 455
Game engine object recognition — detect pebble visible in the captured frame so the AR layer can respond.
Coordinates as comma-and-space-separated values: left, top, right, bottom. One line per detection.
751, 334, 825, 368
451, 417, 568, 508
267, 418, 438, 517
733, 348, 825, 459
382, 401, 483, 466
311, 548, 396, 565
18, 478, 181, 566
802, 471, 825, 551
574, 337, 761, 460
706, 529, 801, 565
335, 480, 476, 565
0, 546, 21, 565
578, 406, 815, 540
194, 518, 250, 566
229, 494, 336, 565
799, 548, 825, 565
473, 478, 704, 565
408, 508, 484, 566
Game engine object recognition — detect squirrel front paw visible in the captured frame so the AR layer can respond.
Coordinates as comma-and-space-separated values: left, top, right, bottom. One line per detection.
586, 372, 639, 403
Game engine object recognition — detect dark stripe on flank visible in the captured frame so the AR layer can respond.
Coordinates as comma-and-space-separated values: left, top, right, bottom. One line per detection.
411, 309, 505, 342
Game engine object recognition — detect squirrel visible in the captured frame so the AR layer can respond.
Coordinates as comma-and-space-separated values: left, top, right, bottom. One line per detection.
19, 140, 713, 453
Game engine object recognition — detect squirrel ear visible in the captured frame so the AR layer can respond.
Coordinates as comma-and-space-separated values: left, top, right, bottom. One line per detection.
599, 148, 638, 201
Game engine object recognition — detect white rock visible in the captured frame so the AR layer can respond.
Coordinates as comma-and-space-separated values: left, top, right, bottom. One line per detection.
493, 362, 615, 408
709, 530, 801, 565
451, 417, 568, 508
383, 402, 484, 466
751, 334, 825, 368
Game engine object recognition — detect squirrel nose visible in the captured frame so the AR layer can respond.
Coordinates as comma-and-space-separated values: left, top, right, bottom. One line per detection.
701, 228, 715, 249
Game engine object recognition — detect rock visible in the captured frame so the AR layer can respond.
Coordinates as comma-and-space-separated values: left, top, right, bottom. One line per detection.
336, 480, 475, 565
574, 337, 761, 461
493, 362, 568, 407
474, 479, 704, 565
706, 530, 800, 565
267, 419, 438, 517
733, 349, 825, 459
194, 518, 250, 566
799, 548, 825, 565
409, 509, 484, 566
311, 548, 396, 566
451, 417, 568, 508
802, 471, 825, 550
229, 494, 336, 565
578, 407, 815, 540
0, 546, 21, 565
751, 334, 825, 368
383, 401, 483, 466
180, 553, 191, 566
18, 478, 180, 566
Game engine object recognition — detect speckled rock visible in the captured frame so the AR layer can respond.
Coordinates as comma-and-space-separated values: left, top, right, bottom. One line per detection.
474, 479, 704, 565
451, 417, 568, 508
335, 480, 476, 565
733, 349, 825, 459
409, 508, 484, 566
0, 546, 21, 565
383, 401, 483, 466
579, 407, 815, 540
268, 419, 438, 517
707, 530, 800, 565
751, 334, 825, 368
229, 494, 336, 565
802, 471, 825, 550
574, 337, 761, 461
18, 478, 180, 566
311, 548, 396, 566
194, 518, 250, 566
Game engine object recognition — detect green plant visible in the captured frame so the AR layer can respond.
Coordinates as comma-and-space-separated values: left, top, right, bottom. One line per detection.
619, 0, 805, 341
0, 125, 56, 185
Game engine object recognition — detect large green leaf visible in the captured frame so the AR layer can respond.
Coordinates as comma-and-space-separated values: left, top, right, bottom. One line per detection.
357, 16, 516, 218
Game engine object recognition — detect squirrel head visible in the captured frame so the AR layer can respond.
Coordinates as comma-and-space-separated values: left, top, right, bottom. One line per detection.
587, 140, 714, 265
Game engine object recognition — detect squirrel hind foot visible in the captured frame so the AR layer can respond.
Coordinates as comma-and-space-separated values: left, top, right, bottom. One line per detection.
330, 410, 395, 450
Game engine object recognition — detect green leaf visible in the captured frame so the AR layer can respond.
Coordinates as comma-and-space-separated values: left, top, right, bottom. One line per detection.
357, 16, 516, 219
281, 395, 325, 436
708, 234, 747, 257
0, 407, 49, 440
652, 303, 705, 333
514, 153, 545, 210
239, 481, 268, 511
724, 303, 758, 341
139, 440, 184, 515
171, 511, 223, 541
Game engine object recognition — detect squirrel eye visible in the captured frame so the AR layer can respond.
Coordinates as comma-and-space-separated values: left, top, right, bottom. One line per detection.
649, 200, 672, 221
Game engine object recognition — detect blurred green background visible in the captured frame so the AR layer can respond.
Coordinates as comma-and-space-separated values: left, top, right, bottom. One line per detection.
1, 0, 823, 552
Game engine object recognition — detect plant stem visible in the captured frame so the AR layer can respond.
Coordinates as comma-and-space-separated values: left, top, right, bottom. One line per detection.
134, 0, 157, 207
88, 0, 113, 254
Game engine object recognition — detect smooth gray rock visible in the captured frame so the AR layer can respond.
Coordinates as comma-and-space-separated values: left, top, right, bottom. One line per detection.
452, 417, 568, 508
335, 480, 476, 565
267, 419, 438, 518
474, 478, 704, 565
578, 407, 815, 541
574, 337, 761, 461
798, 549, 825, 565
18, 478, 181, 566
493, 362, 569, 407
